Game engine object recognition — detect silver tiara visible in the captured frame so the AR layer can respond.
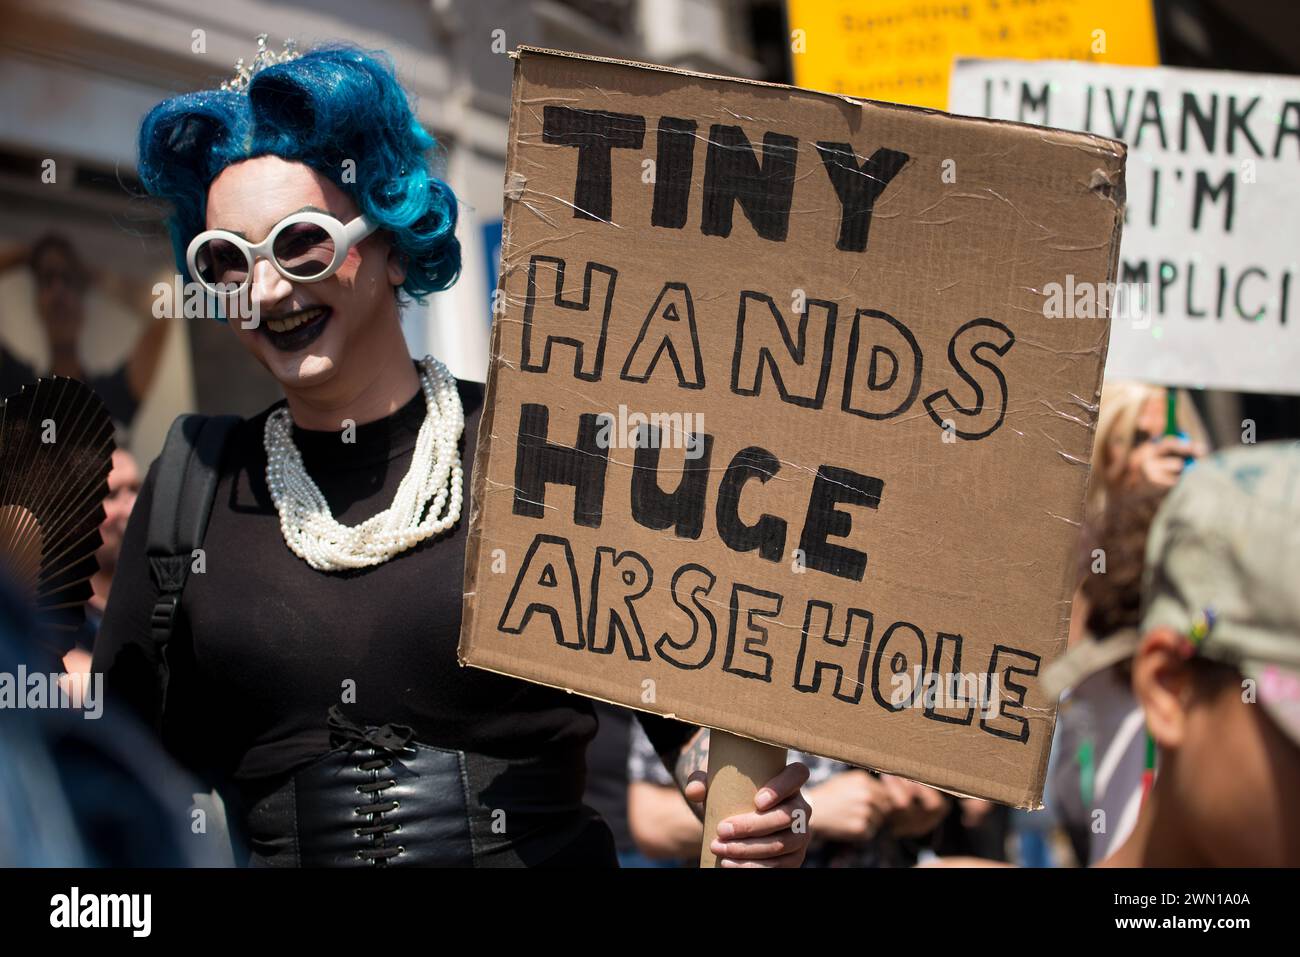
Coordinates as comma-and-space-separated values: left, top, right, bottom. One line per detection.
219, 34, 301, 93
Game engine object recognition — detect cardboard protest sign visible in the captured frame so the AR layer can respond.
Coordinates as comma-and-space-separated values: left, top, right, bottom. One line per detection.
787, 0, 1157, 110
950, 59, 1300, 396
459, 47, 1126, 807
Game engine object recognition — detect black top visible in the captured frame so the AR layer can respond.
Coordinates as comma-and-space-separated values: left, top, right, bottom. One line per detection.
93, 370, 692, 817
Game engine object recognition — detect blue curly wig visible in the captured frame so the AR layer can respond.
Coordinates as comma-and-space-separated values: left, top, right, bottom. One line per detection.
138, 43, 460, 307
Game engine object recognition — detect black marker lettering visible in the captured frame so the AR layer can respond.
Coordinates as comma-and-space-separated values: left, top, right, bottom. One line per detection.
723, 583, 782, 682
654, 563, 719, 670
923, 318, 1015, 441
731, 291, 837, 408
586, 546, 653, 660
715, 446, 787, 563
794, 602, 873, 705
542, 106, 645, 222
815, 143, 909, 253
631, 429, 713, 540
521, 256, 617, 381
498, 534, 585, 649
621, 281, 705, 388
871, 621, 928, 712
980, 645, 1041, 742
797, 464, 884, 582
513, 403, 608, 528
652, 116, 697, 229
842, 308, 923, 420
701, 125, 797, 242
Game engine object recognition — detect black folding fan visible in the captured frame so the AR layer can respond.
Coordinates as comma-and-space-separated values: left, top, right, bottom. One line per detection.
0, 376, 115, 647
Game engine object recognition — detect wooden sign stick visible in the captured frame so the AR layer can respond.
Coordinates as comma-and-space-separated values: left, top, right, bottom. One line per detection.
698, 731, 788, 868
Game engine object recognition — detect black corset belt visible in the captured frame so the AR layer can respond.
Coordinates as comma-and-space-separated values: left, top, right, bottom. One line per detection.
243, 707, 601, 867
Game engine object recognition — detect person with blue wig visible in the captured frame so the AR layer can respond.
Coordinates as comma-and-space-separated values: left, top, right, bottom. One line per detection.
93, 38, 813, 867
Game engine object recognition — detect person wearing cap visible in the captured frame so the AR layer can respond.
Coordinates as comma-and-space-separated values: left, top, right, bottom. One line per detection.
1101, 442, 1300, 867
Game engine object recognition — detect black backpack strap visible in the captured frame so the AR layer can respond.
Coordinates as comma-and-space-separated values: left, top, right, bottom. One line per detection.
145, 413, 240, 725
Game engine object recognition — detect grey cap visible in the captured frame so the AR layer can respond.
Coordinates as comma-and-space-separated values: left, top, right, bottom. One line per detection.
1141, 441, 1300, 748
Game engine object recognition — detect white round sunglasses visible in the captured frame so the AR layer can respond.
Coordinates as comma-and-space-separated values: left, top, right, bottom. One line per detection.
186, 210, 378, 295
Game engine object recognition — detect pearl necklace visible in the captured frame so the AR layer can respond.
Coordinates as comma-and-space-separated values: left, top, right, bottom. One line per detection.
263, 355, 465, 572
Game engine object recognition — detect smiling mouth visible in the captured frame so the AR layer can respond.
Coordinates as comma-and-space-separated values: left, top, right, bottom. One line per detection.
261, 305, 331, 351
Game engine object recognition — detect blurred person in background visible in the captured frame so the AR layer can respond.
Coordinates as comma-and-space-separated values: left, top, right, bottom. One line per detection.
929, 796, 1010, 863
60, 448, 142, 693
1102, 443, 1300, 867
1073, 381, 1208, 648
88, 448, 142, 625
0, 236, 170, 435
0, 555, 221, 866
583, 702, 657, 868
1044, 483, 1169, 864
1032, 381, 1208, 865
927, 446, 1300, 870
625, 724, 949, 867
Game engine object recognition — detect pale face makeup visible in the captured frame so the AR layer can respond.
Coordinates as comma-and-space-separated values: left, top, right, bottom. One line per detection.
204, 156, 405, 397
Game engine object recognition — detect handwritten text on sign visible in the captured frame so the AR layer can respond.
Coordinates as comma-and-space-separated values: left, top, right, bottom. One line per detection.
460, 50, 1124, 807
951, 58, 1300, 395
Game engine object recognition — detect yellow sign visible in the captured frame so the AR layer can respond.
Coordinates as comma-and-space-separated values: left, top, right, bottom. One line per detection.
787, 0, 1159, 110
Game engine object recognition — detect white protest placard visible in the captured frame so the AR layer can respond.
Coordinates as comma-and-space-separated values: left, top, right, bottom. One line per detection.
950, 59, 1300, 395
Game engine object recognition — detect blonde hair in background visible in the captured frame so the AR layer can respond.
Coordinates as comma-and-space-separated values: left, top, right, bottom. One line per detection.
1085, 380, 1210, 523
